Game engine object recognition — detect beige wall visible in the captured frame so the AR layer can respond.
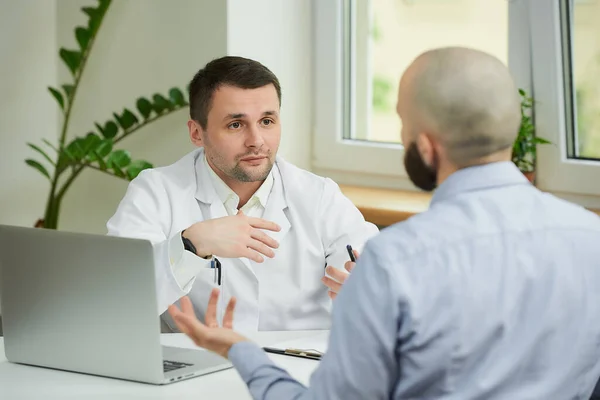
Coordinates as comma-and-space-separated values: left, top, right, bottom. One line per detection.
0, 0, 59, 228
58, 0, 228, 234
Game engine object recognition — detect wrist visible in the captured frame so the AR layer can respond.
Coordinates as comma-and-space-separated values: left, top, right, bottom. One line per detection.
181, 229, 212, 259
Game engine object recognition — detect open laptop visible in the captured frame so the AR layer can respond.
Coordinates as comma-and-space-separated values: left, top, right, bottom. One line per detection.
0, 224, 232, 384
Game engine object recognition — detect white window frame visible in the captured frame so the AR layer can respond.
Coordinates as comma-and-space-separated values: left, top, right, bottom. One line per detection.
312, 0, 600, 205
531, 0, 600, 202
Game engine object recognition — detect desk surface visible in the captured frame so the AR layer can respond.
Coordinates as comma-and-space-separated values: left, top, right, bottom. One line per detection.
0, 330, 328, 399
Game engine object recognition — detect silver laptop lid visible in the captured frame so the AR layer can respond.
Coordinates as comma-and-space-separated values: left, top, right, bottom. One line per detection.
0, 225, 164, 383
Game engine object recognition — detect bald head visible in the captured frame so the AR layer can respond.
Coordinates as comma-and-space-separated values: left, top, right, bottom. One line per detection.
398, 47, 520, 167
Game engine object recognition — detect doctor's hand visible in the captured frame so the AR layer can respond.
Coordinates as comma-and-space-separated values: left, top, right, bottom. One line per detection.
168, 289, 249, 359
182, 211, 281, 263
321, 249, 359, 300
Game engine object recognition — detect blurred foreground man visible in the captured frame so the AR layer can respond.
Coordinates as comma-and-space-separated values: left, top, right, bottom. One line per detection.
168, 47, 600, 399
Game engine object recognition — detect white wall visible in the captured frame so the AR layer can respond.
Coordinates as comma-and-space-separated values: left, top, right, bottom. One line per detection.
0, 0, 58, 228
58, 0, 228, 234
227, 0, 312, 171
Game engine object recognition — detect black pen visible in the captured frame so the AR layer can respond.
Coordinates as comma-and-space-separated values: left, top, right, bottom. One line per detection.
263, 347, 322, 360
346, 244, 356, 262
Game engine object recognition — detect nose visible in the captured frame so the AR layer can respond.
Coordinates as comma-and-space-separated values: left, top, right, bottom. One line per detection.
245, 124, 265, 149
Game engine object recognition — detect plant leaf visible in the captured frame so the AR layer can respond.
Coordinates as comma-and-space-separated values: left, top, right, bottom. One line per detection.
27, 143, 56, 166
95, 139, 113, 158
92, 151, 108, 170
26, 159, 51, 180
48, 87, 64, 110
75, 27, 91, 51
59, 48, 82, 76
96, 120, 118, 139
136, 97, 153, 119
107, 149, 132, 168
62, 84, 75, 100
111, 165, 126, 178
65, 138, 86, 161
126, 160, 153, 180
81, 132, 102, 156
113, 109, 139, 130
152, 94, 173, 114
169, 88, 186, 106
534, 137, 552, 145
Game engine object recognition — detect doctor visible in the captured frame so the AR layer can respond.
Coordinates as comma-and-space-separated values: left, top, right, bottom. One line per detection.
107, 56, 378, 332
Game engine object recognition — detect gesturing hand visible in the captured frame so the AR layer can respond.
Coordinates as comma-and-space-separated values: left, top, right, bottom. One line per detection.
321, 249, 359, 300
168, 289, 248, 359
183, 210, 281, 262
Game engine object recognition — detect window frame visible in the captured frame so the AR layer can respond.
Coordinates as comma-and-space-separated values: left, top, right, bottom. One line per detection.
312, 0, 600, 204
531, 0, 600, 199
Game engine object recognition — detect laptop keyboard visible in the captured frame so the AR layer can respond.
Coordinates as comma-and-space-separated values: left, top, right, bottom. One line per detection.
163, 360, 193, 373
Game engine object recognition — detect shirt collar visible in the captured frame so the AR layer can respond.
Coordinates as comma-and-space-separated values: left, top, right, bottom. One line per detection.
203, 153, 274, 209
430, 161, 530, 206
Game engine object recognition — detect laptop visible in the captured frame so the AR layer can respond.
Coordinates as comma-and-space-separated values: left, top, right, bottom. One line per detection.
0, 224, 232, 385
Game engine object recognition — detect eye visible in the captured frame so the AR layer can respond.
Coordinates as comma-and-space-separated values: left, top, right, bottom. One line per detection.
261, 118, 274, 126
228, 121, 242, 130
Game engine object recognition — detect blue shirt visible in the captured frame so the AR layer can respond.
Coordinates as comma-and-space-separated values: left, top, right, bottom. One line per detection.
229, 161, 600, 399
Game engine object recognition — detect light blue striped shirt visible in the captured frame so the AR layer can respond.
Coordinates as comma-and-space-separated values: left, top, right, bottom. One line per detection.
229, 161, 600, 399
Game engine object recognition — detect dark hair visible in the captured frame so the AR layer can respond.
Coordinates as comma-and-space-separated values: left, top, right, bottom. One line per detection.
188, 56, 282, 129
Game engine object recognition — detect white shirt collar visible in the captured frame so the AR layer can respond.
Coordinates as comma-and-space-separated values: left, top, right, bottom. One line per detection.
203, 153, 274, 211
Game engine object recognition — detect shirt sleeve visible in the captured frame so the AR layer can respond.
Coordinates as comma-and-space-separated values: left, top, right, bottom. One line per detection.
319, 178, 379, 271
227, 243, 402, 400
167, 231, 211, 290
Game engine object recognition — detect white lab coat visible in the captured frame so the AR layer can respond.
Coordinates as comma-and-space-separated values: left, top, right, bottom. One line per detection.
107, 149, 378, 331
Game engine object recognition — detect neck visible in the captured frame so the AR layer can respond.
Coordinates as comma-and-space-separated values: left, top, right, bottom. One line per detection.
436, 149, 512, 187
207, 159, 263, 208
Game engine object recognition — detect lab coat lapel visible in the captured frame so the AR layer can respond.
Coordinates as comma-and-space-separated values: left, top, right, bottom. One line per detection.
262, 166, 290, 246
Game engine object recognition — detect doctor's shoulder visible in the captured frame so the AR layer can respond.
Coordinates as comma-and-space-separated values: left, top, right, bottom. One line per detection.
125, 151, 198, 195
276, 158, 346, 209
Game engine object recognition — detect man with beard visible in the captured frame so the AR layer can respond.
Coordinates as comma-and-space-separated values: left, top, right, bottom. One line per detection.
167, 47, 600, 399
107, 56, 378, 332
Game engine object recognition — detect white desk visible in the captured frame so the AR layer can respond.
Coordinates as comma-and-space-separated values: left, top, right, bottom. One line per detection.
0, 330, 328, 399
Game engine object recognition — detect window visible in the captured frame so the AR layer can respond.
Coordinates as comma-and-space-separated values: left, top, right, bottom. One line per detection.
313, 0, 520, 188
315, 0, 600, 204
533, 0, 600, 200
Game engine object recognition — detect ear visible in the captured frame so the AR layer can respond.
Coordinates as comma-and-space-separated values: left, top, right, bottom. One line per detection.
188, 120, 205, 147
415, 132, 436, 168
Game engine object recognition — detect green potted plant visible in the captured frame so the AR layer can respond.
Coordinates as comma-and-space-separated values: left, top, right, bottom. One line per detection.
25, 0, 189, 229
511, 88, 552, 183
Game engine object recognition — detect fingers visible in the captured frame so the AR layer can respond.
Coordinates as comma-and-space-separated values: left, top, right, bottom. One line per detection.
222, 297, 237, 329
179, 296, 195, 318
328, 290, 337, 300
250, 229, 279, 251
321, 275, 343, 293
243, 247, 265, 263
246, 217, 281, 232
247, 238, 275, 259
205, 288, 220, 328
344, 260, 355, 273
325, 265, 350, 284
174, 313, 207, 347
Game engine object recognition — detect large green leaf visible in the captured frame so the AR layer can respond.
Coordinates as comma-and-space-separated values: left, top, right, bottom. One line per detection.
126, 160, 153, 180
26, 159, 51, 180
59, 48, 82, 76
75, 27, 91, 51
136, 97, 153, 119
169, 88, 186, 106
107, 149, 131, 168
95, 120, 119, 139
113, 109, 139, 130
152, 94, 173, 113
27, 143, 55, 166
95, 139, 113, 158
65, 138, 86, 161
81, 132, 102, 155
48, 87, 64, 110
